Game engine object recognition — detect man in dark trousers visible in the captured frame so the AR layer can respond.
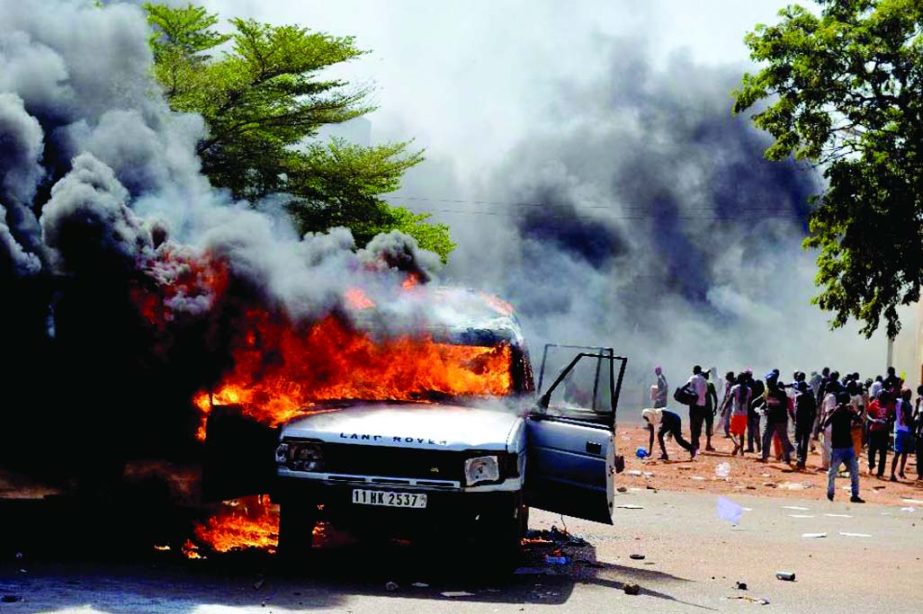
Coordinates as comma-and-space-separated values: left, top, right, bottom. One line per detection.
866, 390, 892, 478
761, 373, 794, 464
641, 407, 696, 461
793, 380, 816, 469
746, 371, 764, 454
825, 391, 865, 503
686, 365, 708, 453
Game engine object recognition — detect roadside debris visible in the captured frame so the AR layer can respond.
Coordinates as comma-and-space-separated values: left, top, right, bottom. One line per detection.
441, 591, 475, 598
788, 514, 815, 518
839, 532, 871, 538
727, 595, 770, 605
900, 507, 916, 512
717, 496, 743, 525
824, 513, 851, 518
735, 581, 748, 590
715, 462, 731, 478
616, 504, 644, 510
802, 532, 827, 538
617, 486, 628, 493
775, 571, 796, 581
629, 553, 646, 560
623, 583, 641, 595
385, 581, 399, 592
782, 506, 810, 511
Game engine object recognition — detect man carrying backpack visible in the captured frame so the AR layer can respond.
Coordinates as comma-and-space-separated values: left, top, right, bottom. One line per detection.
685, 365, 708, 453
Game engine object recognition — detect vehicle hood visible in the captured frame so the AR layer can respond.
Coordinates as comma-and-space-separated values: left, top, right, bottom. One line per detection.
280, 402, 525, 453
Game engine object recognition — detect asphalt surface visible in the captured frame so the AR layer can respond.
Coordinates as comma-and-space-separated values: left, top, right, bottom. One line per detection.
1, 489, 921, 613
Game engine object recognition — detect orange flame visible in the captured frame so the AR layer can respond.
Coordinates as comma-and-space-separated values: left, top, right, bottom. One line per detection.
193, 495, 278, 554
194, 312, 513, 440
344, 287, 376, 310
187, 495, 327, 556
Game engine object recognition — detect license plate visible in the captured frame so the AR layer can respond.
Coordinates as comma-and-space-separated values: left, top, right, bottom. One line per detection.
352, 489, 427, 509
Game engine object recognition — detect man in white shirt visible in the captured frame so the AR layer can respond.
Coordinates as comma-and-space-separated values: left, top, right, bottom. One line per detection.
686, 365, 708, 452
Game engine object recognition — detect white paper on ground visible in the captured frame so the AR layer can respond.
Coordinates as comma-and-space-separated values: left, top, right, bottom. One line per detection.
788, 514, 815, 518
839, 532, 871, 537
900, 507, 916, 512
782, 506, 810, 511
802, 532, 827, 538
902, 498, 923, 505
824, 513, 852, 518
617, 504, 644, 510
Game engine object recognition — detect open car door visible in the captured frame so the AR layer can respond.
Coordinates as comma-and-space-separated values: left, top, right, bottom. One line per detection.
525, 344, 627, 524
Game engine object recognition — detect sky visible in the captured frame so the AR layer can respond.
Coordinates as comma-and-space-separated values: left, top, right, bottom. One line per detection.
194, 1, 893, 396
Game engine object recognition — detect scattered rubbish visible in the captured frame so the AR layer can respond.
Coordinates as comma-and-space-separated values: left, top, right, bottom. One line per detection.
900, 507, 916, 513
412, 582, 429, 588
635, 447, 649, 459
746, 485, 757, 490
824, 513, 851, 518
788, 514, 815, 518
253, 578, 265, 591
645, 485, 657, 491
626, 470, 643, 476
872, 485, 886, 490
902, 498, 923, 505
779, 482, 812, 490
623, 583, 641, 595
1, 596, 22, 604
691, 476, 707, 481
629, 487, 644, 492
727, 595, 769, 605
839, 532, 871, 538
782, 506, 810, 511
801, 532, 827, 538
775, 571, 796, 582
545, 555, 570, 565
642, 471, 654, 477
629, 553, 646, 560
762, 482, 777, 488
761, 473, 771, 478
385, 581, 400, 592
616, 486, 628, 493
735, 581, 748, 590
617, 504, 644, 510
717, 496, 744, 525
715, 462, 731, 478
441, 591, 475, 598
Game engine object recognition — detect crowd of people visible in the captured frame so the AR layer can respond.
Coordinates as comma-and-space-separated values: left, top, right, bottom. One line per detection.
641, 365, 923, 503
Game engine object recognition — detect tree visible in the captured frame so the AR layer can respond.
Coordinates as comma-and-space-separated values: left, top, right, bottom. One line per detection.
733, 0, 923, 338
144, 3, 453, 261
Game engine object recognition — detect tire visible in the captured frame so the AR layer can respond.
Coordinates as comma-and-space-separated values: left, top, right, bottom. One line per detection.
476, 504, 525, 576
277, 497, 316, 563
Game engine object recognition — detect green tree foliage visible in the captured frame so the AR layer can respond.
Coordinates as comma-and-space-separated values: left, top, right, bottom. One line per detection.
733, 0, 923, 338
144, 3, 453, 261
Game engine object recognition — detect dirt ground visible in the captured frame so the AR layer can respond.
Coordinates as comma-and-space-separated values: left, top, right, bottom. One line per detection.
616, 419, 923, 505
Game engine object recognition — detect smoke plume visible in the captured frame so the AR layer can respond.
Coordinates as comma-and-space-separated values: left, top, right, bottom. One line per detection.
0, 0, 441, 476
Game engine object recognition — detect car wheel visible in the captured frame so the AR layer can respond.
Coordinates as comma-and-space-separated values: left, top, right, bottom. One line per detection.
277, 497, 316, 563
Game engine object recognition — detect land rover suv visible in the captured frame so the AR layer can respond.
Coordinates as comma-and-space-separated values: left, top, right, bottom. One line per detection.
203, 289, 626, 563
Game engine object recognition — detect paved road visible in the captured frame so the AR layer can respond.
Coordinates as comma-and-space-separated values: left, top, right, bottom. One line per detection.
1, 489, 921, 613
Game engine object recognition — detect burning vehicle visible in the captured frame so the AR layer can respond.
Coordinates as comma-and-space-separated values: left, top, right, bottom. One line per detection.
199, 287, 627, 565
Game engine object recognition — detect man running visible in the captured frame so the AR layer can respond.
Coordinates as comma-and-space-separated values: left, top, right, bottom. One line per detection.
641, 407, 696, 461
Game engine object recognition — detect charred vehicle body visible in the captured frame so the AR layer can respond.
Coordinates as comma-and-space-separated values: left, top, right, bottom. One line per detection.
203, 288, 627, 562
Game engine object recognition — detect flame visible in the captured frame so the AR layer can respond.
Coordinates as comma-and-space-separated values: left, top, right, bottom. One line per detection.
401, 273, 420, 290
194, 312, 513, 440
344, 287, 376, 310
187, 495, 327, 556
193, 495, 278, 554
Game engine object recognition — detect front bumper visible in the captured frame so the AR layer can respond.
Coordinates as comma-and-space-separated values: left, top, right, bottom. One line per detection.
273, 475, 522, 535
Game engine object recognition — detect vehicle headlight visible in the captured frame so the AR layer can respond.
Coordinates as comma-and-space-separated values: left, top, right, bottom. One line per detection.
276, 441, 323, 472
464, 455, 500, 486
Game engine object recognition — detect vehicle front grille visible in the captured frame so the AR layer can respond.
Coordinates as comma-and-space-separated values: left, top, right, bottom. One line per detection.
320, 443, 466, 481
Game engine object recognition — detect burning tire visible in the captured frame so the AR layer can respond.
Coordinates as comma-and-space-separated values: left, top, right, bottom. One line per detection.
277, 496, 317, 561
